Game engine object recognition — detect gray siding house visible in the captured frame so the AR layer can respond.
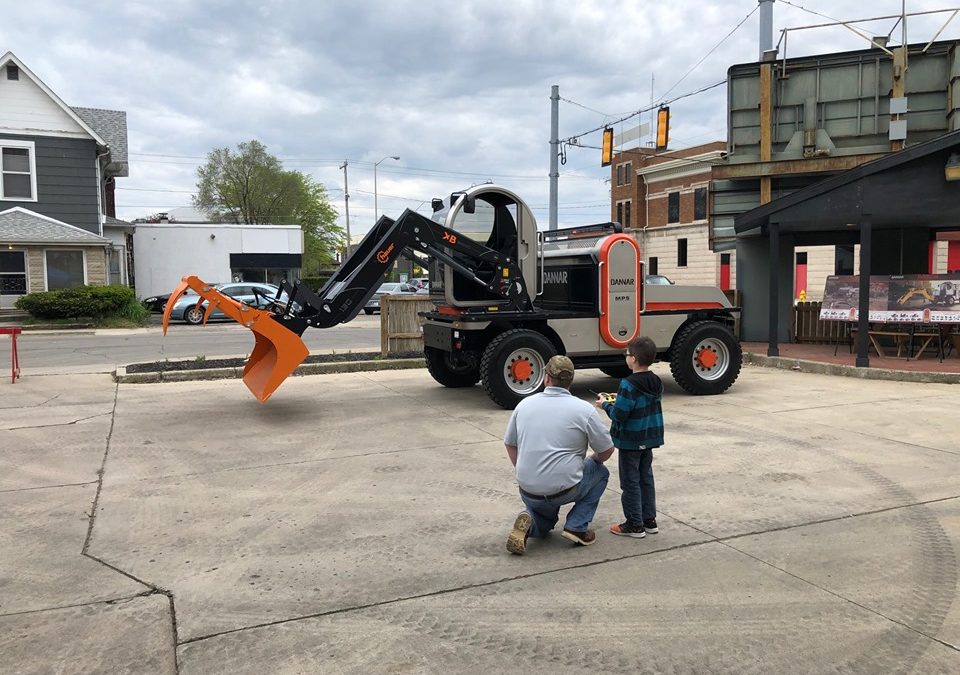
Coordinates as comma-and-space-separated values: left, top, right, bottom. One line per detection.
0, 51, 130, 308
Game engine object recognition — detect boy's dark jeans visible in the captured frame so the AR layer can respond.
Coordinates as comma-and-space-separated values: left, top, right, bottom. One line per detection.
618, 449, 656, 525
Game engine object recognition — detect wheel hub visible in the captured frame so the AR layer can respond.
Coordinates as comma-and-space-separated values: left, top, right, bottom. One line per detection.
509, 357, 534, 382
696, 347, 719, 370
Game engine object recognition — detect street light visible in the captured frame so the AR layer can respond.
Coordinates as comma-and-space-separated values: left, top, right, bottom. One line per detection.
373, 155, 400, 221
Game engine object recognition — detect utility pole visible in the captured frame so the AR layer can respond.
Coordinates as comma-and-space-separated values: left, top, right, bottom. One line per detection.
340, 161, 350, 260
758, 0, 775, 60
549, 85, 559, 230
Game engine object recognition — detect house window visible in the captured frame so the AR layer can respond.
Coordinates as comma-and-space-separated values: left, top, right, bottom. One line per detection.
624, 162, 632, 185
667, 191, 680, 223
616, 164, 624, 186
1, 140, 37, 201
694, 187, 707, 220
45, 250, 86, 290
648, 256, 658, 275
616, 202, 623, 225
6, 64, 18, 81
678, 238, 688, 267
108, 247, 122, 285
0, 251, 27, 296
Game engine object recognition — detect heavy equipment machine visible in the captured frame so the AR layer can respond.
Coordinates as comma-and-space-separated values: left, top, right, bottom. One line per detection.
163, 185, 742, 408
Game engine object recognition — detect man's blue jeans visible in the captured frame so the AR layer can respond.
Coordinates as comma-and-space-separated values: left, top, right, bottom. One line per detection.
618, 449, 655, 525
519, 458, 609, 536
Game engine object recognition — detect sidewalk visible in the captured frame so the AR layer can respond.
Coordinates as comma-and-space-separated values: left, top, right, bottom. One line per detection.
742, 340, 960, 377
1, 366, 958, 673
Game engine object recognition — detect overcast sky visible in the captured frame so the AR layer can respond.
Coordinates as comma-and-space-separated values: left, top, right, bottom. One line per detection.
3, 0, 959, 237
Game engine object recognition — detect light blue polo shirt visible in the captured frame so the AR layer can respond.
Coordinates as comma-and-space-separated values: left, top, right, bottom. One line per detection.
504, 386, 614, 495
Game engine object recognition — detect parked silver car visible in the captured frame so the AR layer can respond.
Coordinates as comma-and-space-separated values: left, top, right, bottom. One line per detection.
364, 282, 417, 314
169, 282, 286, 324
645, 274, 674, 285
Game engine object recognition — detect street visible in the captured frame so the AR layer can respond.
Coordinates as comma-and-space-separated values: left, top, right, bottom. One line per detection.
11, 314, 383, 373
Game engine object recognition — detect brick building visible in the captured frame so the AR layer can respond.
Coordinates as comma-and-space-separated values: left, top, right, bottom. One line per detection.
609, 141, 733, 289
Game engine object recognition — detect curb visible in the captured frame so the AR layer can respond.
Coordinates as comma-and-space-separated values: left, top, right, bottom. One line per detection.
743, 352, 960, 385
115, 357, 427, 384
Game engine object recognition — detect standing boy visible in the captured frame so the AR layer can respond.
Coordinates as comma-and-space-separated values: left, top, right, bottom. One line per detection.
596, 336, 664, 538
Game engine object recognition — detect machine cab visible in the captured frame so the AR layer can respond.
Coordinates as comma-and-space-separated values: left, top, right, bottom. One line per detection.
429, 185, 538, 308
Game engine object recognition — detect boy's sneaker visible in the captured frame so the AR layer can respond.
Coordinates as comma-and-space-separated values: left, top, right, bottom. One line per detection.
610, 521, 646, 538
643, 518, 659, 534
506, 511, 532, 555
561, 528, 597, 546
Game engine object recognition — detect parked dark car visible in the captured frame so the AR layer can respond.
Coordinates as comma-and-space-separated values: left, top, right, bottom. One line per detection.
142, 292, 176, 313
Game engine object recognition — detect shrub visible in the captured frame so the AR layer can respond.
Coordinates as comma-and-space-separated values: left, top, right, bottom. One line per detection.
15, 285, 137, 319
298, 276, 331, 292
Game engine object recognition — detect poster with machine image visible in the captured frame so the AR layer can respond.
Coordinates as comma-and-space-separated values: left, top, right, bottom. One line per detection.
820, 275, 960, 322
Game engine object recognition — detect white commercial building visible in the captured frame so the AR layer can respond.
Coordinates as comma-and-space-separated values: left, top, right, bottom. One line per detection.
132, 223, 303, 299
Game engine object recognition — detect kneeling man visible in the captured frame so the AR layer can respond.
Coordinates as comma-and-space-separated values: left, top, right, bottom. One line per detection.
504, 355, 615, 554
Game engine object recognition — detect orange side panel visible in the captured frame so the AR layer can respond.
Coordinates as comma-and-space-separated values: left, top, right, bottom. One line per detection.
598, 234, 641, 348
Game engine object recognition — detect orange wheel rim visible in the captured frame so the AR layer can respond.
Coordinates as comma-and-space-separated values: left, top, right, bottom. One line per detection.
510, 359, 533, 381
696, 348, 719, 369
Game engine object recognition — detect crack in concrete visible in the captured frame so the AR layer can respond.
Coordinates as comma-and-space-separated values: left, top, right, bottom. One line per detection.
0, 392, 62, 410
720, 539, 960, 653
0, 480, 98, 494
0, 589, 165, 619
77, 381, 181, 672
176, 493, 960, 647
4, 411, 113, 431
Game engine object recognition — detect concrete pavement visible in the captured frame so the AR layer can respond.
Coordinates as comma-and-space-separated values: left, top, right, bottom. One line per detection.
1, 365, 959, 673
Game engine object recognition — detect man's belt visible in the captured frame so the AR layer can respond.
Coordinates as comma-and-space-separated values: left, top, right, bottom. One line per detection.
519, 484, 577, 500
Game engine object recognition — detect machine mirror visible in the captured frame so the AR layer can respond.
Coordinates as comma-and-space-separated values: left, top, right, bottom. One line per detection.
450, 192, 476, 214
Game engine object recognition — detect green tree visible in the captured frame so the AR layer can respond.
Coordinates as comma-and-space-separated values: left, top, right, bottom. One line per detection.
193, 140, 343, 274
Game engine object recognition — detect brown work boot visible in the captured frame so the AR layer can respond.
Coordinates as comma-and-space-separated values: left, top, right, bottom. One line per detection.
506, 511, 532, 555
561, 528, 596, 546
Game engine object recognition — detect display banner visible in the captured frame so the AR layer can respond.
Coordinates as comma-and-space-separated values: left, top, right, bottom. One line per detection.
819, 275, 960, 323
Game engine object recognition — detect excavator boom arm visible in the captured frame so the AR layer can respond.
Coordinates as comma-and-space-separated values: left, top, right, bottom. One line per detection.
161, 206, 531, 403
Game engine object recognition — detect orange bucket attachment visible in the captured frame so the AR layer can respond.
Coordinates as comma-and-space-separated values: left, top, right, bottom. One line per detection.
162, 276, 309, 403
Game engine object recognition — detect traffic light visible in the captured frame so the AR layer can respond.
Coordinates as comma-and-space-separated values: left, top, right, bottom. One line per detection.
601, 127, 614, 166
656, 107, 670, 151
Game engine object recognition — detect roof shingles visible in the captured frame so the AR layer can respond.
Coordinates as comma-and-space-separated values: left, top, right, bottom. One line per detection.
0, 208, 109, 245
71, 107, 129, 177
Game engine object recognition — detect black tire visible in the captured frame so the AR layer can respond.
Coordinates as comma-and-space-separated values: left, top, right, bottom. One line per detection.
669, 321, 742, 395
480, 329, 557, 409
599, 365, 632, 379
183, 305, 204, 325
424, 347, 480, 388
363, 308, 374, 315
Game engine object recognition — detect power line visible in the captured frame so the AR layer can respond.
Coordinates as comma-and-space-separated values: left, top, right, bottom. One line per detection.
559, 96, 613, 117
561, 80, 726, 144
776, 0, 843, 25
659, 4, 760, 100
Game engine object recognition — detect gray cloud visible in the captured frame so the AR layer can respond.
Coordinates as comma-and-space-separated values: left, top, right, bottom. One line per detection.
3, 0, 957, 229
